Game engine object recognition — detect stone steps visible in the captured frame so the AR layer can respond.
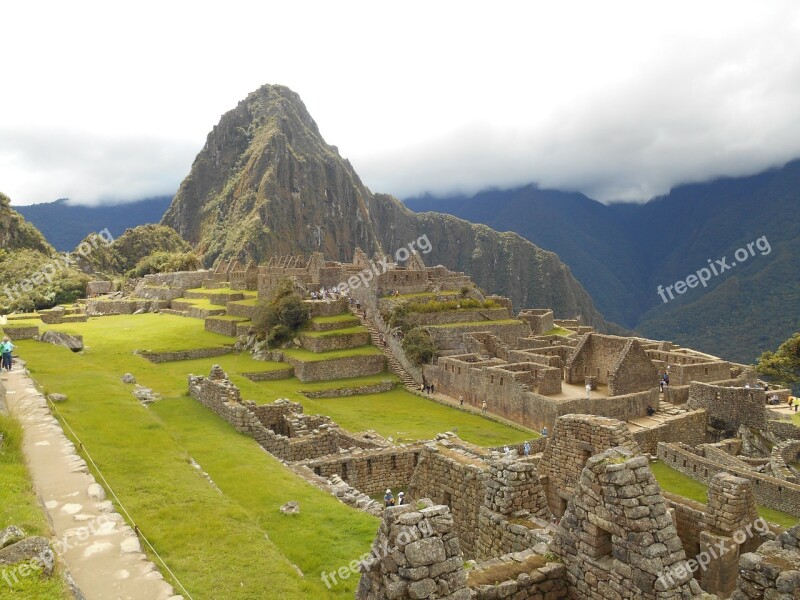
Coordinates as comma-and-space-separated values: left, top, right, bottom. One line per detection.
350, 308, 417, 388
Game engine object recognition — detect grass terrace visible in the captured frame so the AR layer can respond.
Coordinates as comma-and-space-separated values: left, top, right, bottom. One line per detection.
382, 291, 460, 300
281, 345, 383, 362
4, 312, 546, 597
310, 314, 360, 326
184, 287, 257, 298
650, 460, 798, 529
543, 326, 574, 336
300, 326, 368, 338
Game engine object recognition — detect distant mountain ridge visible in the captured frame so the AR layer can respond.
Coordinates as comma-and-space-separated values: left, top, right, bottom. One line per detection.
15, 196, 172, 251
161, 84, 619, 332
405, 161, 800, 363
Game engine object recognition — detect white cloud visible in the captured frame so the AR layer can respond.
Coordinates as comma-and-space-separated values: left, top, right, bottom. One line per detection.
2, 0, 799, 205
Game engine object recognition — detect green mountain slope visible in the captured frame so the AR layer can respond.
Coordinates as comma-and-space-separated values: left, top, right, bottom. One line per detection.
405, 162, 800, 362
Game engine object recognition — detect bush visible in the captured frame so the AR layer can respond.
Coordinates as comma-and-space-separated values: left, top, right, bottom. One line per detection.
125, 251, 201, 278
402, 329, 437, 366
251, 278, 309, 346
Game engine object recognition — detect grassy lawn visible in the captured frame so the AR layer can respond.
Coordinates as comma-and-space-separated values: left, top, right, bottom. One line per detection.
5, 312, 539, 597
12, 316, 378, 599
300, 389, 535, 446
0, 414, 70, 600
543, 326, 573, 336
281, 346, 383, 362
382, 291, 459, 299
310, 314, 360, 326
650, 461, 798, 529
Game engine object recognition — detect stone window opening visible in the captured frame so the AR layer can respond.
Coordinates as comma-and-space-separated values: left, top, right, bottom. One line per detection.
588, 524, 614, 562
442, 491, 452, 507
391, 455, 397, 470
367, 459, 373, 475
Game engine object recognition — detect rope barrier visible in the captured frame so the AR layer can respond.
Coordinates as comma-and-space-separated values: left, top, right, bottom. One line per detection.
46, 396, 195, 600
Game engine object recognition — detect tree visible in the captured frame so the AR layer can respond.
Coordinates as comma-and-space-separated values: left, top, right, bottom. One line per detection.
756, 332, 800, 389
251, 278, 309, 346
402, 329, 437, 366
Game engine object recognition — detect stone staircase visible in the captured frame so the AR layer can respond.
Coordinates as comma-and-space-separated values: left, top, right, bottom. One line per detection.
625, 397, 689, 432
350, 308, 417, 389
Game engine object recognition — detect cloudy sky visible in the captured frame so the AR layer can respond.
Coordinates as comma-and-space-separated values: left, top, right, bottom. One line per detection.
2, 1, 800, 206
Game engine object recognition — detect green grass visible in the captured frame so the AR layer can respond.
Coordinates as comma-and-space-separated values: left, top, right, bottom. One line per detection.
650, 461, 799, 528
6, 313, 538, 597
543, 326, 573, 336
0, 414, 70, 599
206, 315, 250, 322
310, 314, 360, 326
227, 298, 258, 307
13, 316, 377, 598
426, 319, 523, 328
174, 297, 225, 310
300, 389, 535, 446
300, 326, 368, 338
281, 346, 383, 362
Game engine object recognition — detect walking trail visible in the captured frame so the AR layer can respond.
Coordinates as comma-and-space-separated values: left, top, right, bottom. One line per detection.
1, 361, 181, 600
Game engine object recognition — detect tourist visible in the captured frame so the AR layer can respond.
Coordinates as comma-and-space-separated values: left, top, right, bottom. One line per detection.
384, 489, 395, 507
481, 400, 487, 414
430, 384, 434, 394
541, 426, 548, 437
793, 397, 799, 413
523, 441, 530, 456
646, 405, 655, 416
1, 337, 13, 371
397, 491, 406, 506
585, 383, 592, 399
503, 445, 511, 457
459, 395, 464, 406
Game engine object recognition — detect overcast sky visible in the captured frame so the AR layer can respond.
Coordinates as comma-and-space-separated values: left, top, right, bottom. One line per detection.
2, 1, 800, 206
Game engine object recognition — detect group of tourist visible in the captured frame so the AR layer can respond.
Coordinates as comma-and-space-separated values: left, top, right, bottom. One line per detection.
420, 383, 435, 394
659, 372, 670, 392
788, 396, 799, 412
383, 488, 407, 507
309, 286, 347, 301
1, 337, 14, 371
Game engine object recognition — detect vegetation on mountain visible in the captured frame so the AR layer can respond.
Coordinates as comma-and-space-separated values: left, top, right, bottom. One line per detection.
15, 196, 172, 252
756, 331, 800, 390
161, 84, 618, 333
405, 161, 800, 362
0, 192, 53, 254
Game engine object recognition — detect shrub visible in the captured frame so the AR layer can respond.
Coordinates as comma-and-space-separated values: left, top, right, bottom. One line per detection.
402, 329, 437, 366
251, 278, 309, 346
125, 251, 201, 278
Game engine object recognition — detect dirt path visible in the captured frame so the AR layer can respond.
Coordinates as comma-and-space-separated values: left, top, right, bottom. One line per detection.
1, 362, 181, 600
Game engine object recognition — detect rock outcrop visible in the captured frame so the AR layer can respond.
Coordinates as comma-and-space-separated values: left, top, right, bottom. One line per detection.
162, 85, 619, 331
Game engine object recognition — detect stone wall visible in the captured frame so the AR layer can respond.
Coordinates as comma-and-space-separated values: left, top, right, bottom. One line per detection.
552, 446, 705, 600
767, 420, 800, 441
226, 301, 257, 319
284, 354, 386, 382
141, 346, 232, 363
517, 308, 554, 335
425, 321, 532, 354
241, 367, 294, 381
204, 317, 247, 337
731, 523, 800, 600
669, 362, 732, 386
1, 325, 39, 340
299, 447, 420, 496
771, 440, 800, 483
468, 552, 567, 600
687, 382, 767, 432
356, 501, 469, 600
188, 368, 352, 462
631, 410, 709, 455
300, 381, 395, 398
306, 299, 349, 318
408, 443, 490, 559
299, 330, 371, 352
540, 415, 640, 517
137, 286, 185, 301
85, 298, 169, 315
142, 270, 210, 289
657, 442, 800, 517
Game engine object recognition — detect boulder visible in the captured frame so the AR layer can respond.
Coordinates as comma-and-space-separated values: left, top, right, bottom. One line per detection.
41, 330, 83, 352
280, 501, 300, 515
0, 525, 25, 549
0, 536, 54, 576
133, 385, 160, 406
48, 393, 67, 403
121, 373, 136, 384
